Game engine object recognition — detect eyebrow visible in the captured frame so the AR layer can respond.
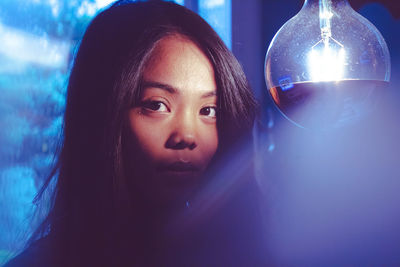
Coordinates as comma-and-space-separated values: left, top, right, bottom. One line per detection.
201, 90, 217, 99
142, 80, 217, 98
142, 81, 177, 94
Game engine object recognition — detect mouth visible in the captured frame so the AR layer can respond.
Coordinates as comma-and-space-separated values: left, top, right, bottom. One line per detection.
158, 161, 200, 173
155, 161, 203, 193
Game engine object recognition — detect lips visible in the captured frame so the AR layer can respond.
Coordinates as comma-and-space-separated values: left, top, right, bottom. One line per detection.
158, 161, 200, 173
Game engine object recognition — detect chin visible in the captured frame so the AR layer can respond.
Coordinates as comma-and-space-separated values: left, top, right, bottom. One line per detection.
149, 171, 201, 207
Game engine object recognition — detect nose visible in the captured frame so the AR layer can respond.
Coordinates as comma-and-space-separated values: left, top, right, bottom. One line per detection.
165, 112, 197, 150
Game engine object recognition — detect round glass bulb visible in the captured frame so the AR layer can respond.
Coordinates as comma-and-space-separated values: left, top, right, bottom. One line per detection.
265, 0, 391, 129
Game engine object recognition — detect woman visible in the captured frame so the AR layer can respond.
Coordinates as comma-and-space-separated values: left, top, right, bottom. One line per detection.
6, 1, 263, 266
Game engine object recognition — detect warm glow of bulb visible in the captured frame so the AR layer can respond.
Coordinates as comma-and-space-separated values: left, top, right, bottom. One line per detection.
308, 45, 345, 82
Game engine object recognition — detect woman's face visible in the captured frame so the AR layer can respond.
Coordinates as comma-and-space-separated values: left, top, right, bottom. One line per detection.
125, 35, 218, 205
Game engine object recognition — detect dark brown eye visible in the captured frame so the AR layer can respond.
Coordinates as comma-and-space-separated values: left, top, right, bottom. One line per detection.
142, 101, 168, 112
200, 107, 217, 117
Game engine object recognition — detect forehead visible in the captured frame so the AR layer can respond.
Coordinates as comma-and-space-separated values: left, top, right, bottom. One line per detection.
142, 35, 217, 96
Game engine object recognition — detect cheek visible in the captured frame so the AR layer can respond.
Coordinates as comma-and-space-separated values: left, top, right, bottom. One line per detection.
127, 110, 166, 160
197, 124, 219, 166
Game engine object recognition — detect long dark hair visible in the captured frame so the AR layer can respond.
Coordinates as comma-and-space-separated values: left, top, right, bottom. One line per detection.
25, 1, 259, 266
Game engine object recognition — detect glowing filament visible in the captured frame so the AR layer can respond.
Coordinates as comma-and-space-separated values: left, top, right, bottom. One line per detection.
320, 10, 333, 20
308, 44, 345, 82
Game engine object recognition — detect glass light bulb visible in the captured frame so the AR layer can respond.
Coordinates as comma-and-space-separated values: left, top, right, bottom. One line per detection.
265, 0, 391, 129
